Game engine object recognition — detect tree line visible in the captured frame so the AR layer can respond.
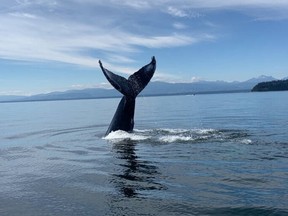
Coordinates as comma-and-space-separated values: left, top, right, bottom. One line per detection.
252, 79, 288, 92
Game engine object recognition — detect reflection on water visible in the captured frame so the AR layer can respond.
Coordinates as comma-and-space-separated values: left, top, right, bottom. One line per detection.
111, 140, 165, 198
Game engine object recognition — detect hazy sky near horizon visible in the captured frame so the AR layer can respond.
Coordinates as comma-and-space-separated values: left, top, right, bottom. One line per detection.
1, 0, 288, 95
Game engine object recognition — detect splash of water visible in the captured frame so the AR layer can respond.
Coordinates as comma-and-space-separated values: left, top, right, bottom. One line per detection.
103, 128, 252, 144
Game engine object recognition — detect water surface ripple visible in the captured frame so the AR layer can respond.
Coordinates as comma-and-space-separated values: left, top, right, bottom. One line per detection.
1, 92, 288, 215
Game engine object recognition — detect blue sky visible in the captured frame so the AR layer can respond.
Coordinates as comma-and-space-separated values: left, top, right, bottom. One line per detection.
1, 0, 288, 95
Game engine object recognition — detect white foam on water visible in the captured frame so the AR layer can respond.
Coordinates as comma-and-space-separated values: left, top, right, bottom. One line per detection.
133, 129, 153, 133
158, 128, 216, 134
159, 128, 190, 134
102, 128, 247, 144
241, 139, 252, 144
159, 135, 194, 143
195, 128, 217, 134
103, 130, 149, 141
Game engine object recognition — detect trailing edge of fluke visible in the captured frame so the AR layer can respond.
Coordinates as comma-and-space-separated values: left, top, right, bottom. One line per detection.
99, 56, 156, 136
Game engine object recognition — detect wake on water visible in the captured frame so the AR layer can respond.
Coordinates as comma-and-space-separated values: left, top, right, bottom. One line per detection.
103, 128, 252, 144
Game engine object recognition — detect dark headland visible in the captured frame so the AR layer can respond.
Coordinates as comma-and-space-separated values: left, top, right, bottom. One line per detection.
252, 79, 288, 92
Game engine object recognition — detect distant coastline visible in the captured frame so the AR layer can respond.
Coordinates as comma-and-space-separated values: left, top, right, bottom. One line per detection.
0, 76, 282, 103
0, 89, 250, 104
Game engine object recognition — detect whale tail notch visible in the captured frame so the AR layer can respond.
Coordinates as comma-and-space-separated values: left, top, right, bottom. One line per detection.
99, 56, 156, 98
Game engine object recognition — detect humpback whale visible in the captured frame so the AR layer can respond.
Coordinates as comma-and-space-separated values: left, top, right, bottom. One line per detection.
99, 56, 156, 136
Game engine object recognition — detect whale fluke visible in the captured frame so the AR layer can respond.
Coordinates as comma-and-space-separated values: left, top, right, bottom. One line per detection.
99, 57, 156, 135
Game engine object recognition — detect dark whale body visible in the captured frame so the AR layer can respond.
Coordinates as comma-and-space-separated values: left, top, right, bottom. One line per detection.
99, 57, 156, 135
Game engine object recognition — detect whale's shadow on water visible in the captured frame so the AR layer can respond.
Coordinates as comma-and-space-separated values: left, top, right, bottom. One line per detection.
111, 139, 165, 198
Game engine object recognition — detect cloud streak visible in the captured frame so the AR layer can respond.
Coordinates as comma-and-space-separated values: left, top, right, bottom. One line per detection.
0, 14, 206, 69
1, 0, 288, 77
0, 1, 215, 75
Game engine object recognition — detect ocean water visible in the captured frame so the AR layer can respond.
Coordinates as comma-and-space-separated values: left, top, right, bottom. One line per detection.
0, 92, 288, 216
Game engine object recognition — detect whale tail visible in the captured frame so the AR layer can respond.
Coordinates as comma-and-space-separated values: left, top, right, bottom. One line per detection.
99, 56, 156, 98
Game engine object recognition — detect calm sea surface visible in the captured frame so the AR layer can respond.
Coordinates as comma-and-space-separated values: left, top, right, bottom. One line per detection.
1, 92, 288, 216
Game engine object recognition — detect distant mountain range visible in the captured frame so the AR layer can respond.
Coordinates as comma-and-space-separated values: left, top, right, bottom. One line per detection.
0, 75, 281, 102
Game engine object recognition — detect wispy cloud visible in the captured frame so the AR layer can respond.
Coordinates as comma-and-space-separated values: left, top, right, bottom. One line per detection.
152, 0, 288, 9
166, 6, 203, 19
0, 14, 208, 71
167, 6, 189, 18
1, 0, 288, 82
9, 12, 37, 18
0, 0, 216, 76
